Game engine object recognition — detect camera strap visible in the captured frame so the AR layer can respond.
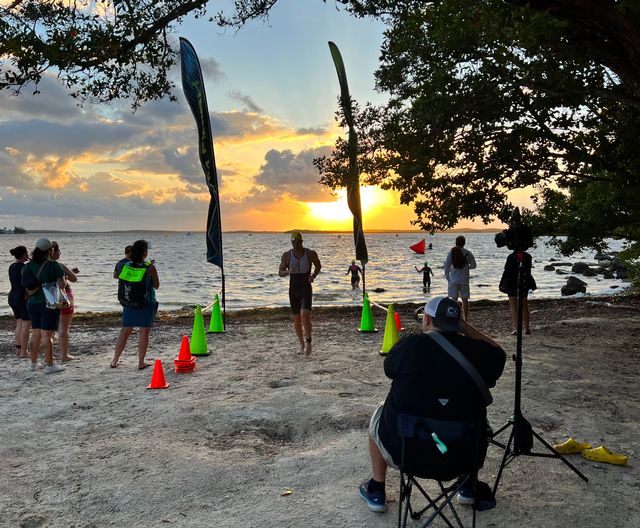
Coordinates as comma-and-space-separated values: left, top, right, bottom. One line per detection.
427, 331, 493, 406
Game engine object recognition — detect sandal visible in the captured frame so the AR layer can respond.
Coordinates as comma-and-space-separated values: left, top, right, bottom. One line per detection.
553, 438, 591, 454
110, 361, 118, 368
581, 446, 628, 466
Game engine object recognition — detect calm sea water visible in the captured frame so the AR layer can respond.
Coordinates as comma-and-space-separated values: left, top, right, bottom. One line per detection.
0, 231, 629, 315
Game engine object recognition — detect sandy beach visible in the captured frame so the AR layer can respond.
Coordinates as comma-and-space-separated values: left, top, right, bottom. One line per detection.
1, 295, 639, 528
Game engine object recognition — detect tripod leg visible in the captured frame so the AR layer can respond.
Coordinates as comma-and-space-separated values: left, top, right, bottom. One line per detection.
492, 425, 515, 495
530, 429, 589, 482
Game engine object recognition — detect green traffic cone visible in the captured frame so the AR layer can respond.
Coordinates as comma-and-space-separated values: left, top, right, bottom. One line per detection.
380, 303, 399, 355
358, 293, 378, 333
207, 294, 225, 333
190, 305, 210, 356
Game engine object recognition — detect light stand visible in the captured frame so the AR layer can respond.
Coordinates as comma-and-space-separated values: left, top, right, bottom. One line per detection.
490, 251, 588, 495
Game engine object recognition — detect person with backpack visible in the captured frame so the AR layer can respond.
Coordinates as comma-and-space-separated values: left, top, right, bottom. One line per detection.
444, 236, 477, 321
21, 237, 67, 374
110, 239, 159, 369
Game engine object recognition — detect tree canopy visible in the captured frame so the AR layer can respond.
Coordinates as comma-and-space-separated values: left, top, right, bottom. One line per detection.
317, 0, 640, 267
2, 1, 640, 270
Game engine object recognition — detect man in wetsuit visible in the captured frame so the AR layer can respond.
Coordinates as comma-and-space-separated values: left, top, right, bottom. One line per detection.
279, 230, 322, 355
415, 261, 434, 293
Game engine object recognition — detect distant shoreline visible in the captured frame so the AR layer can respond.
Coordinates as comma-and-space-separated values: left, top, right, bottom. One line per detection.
4, 228, 500, 235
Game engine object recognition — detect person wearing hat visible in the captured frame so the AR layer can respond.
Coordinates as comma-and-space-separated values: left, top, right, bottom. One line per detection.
278, 230, 322, 355
358, 296, 505, 513
415, 260, 434, 293
20, 237, 67, 374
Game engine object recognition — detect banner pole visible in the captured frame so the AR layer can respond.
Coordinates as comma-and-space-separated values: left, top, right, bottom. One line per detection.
221, 269, 226, 326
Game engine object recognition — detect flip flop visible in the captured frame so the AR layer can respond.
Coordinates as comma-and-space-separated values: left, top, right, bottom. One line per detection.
138, 362, 152, 370
581, 446, 628, 466
110, 361, 118, 368
553, 438, 592, 454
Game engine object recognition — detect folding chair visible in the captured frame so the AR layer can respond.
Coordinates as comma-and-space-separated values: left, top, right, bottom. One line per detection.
396, 413, 487, 528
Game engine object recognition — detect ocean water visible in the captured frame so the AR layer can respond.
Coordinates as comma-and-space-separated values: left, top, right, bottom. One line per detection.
0, 231, 629, 315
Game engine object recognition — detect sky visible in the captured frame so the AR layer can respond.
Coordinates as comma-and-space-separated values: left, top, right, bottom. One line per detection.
0, 0, 514, 233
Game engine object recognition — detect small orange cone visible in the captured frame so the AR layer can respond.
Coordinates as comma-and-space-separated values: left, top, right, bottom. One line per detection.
174, 335, 197, 373
177, 335, 192, 362
147, 359, 170, 389
394, 312, 405, 331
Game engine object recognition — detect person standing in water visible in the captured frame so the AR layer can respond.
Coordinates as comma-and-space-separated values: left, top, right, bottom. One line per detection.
444, 235, 477, 321
346, 260, 363, 289
415, 261, 434, 293
278, 230, 322, 356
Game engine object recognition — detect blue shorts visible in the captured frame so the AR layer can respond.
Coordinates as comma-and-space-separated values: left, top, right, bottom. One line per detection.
27, 302, 60, 331
122, 301, 158, 328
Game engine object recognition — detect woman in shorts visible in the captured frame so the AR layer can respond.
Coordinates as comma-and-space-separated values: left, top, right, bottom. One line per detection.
110, 239, 159, 369
51, 241, 79, 361
8, 245, 31, 357
21, 238, 66, 374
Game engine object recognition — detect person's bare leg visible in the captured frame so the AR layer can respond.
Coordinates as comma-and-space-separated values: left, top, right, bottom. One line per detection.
14, 320, 21, 353
301, 309, 312, 356
137, 327, 152, 369
59, 313, 76, 361
462, 298, 470, 321
30, 329, 42, 367
293, 314, 304, 354
111, 327, 132, 367
368, 432, 388, 483
42, 330, 55, 366
19, 321, 31, 357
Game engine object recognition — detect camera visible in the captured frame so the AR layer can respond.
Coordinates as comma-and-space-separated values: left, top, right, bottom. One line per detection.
494, 208, 533, 251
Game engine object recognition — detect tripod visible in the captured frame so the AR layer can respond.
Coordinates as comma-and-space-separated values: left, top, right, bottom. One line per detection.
491, 251, 588, 494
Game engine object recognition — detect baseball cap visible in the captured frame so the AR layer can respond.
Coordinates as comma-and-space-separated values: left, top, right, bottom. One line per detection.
35, 237, 52, 251
424, 296, 461, 332
290, 230, 303, 242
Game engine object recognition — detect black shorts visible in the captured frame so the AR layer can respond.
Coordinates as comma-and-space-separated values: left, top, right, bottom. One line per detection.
289, 274, 312, 314
9, 295, 30, 321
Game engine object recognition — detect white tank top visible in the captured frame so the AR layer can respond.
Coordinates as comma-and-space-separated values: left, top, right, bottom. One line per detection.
289, 249, 311, 274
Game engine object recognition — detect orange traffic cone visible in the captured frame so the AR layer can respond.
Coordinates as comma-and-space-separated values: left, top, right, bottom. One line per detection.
176, 335, 192, 362
147, 359, 170, 389
174, 335, 196, 373
394, 312, 405, 332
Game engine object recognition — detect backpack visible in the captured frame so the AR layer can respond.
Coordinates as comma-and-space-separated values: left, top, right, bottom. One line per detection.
451, 247, 467, 269
118, 263, 149, 307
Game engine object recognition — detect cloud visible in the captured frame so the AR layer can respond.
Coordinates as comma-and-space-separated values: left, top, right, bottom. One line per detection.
0, 75, 94, 122
0, 149, 36, 189
200, 57, 225, 83
227, 90, 263, 113
252, 146, 334, 201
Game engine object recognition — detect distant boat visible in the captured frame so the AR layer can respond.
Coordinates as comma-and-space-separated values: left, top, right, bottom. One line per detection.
409, 239, 426, 254
186, 232, 192, 236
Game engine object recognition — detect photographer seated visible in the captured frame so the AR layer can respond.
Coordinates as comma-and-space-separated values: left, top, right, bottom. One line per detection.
359, 296, 506, 513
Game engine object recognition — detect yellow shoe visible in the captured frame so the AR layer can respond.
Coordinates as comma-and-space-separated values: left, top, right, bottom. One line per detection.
553, 438, 592, 454
581, 446, 628, 466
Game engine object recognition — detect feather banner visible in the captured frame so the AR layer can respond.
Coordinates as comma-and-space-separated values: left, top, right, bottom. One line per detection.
180, 37, 223, 269
328, 41, 368, 266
